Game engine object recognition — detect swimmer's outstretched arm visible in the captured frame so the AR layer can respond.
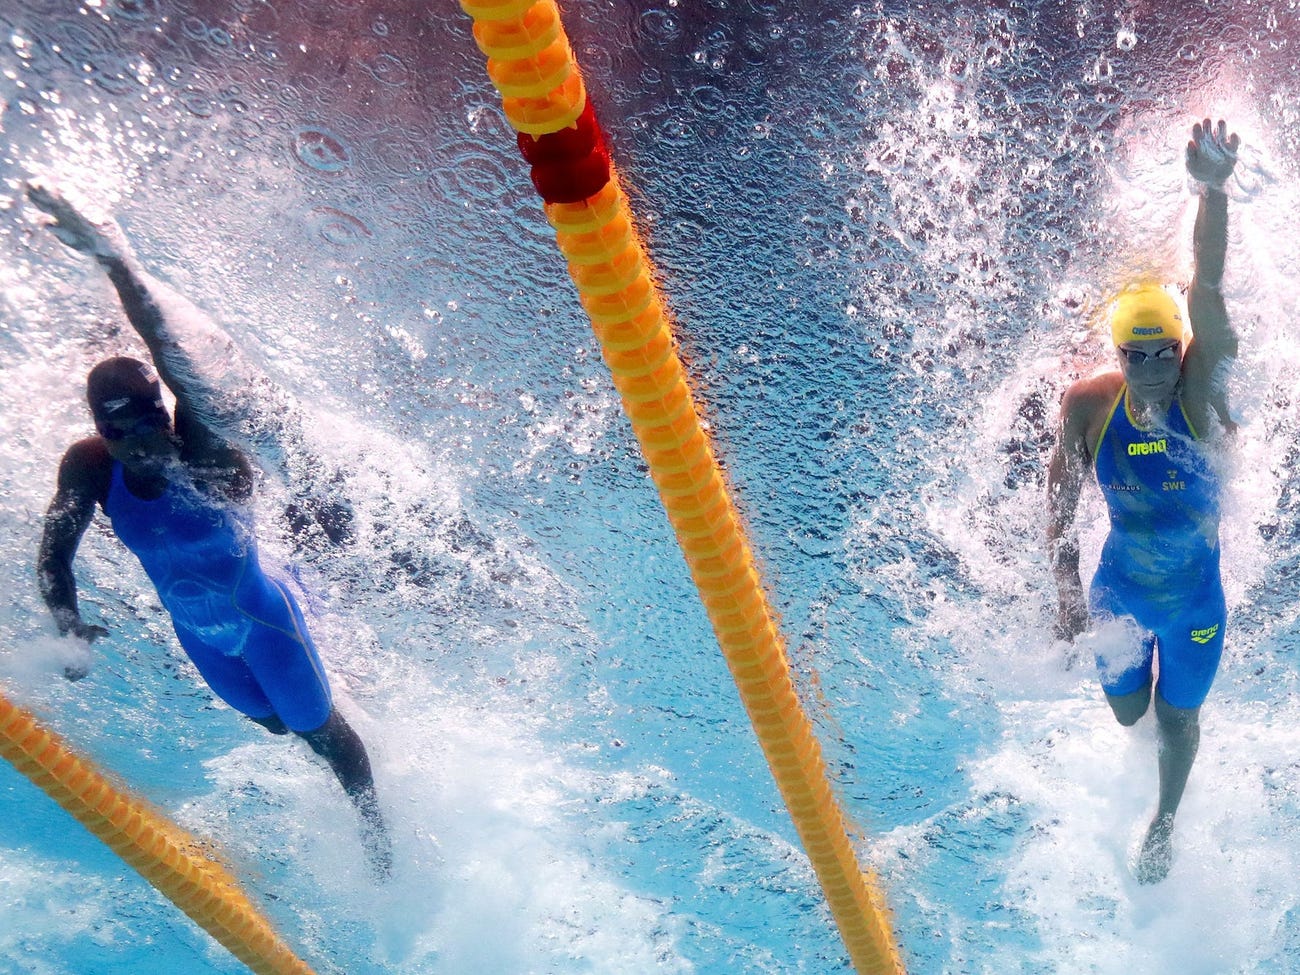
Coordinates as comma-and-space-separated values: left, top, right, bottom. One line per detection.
25, 180, 276, 450
27, 181, 353, 544
1182, 119, 1239, 421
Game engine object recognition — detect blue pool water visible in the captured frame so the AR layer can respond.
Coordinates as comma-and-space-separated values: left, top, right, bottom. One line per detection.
2, 1, 1299, 972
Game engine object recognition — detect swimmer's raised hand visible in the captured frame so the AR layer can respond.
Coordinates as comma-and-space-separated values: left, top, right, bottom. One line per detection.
26, 180, 129, 260
1185, 118, 1239, 189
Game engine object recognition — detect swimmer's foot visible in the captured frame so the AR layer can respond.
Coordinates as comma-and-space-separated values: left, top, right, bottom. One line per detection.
353, 789, 393, 881
1135, 813, 1175, 885
361, 820, 393, 882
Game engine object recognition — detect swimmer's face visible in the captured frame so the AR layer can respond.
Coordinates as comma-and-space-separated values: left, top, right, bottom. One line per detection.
1117, 339, 1182, 404
97, 410, 176, 471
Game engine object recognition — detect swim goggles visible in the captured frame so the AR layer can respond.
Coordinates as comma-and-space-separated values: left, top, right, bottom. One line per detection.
1118, 342, 1180, 365
98, 412, 169, 441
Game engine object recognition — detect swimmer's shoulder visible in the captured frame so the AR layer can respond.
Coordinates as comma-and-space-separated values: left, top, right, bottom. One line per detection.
56, 437, 113, 509
1058, 371, 1123, 456
1060, 370, 1123, 420
174, 404, 254, 503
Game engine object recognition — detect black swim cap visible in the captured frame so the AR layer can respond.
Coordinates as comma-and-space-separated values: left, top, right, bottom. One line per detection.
86, 356, 167, 424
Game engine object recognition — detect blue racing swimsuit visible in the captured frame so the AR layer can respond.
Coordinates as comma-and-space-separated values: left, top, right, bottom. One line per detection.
1089, 386, 1226, 709
105, 462, 333, 732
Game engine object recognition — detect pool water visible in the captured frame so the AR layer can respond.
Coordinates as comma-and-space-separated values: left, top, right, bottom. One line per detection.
2, 1, 1299, 972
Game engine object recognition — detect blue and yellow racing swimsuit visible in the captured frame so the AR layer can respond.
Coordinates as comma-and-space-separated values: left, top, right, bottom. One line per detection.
1088, 386, 1226, 709
105, 462, 333, 731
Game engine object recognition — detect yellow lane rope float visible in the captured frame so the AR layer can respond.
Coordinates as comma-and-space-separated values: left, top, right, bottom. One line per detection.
0, 689, 317, 975
458, 2, 905, 971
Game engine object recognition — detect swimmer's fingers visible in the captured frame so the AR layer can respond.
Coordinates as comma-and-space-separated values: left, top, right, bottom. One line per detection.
1207, 118, 1239, 159
25, 179, 62, 214
26, 181, 86, 247
1214, 118, 1241, 154
26, 181, 126, 258
1186, 117, 1238, 188
25, 179, 87, 226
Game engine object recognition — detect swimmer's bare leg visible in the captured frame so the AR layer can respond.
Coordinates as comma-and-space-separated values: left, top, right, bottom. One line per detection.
1104, 682, 1152, 727
299, 708, 392, 879
1136, 696, 1201, 885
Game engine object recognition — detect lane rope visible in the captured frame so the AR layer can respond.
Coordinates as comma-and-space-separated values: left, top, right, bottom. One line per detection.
0, 689, 318, 975
458, 3, 906, 971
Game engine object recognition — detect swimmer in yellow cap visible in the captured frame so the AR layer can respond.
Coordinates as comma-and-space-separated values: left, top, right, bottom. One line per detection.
1046, 118, 1240, 885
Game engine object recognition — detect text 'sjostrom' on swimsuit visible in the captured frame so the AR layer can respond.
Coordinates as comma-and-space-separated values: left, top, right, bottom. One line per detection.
104, 462, 333, 732
1088, 386, 1226, 709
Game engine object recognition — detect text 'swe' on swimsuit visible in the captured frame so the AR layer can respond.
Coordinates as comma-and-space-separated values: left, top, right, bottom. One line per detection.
1089, 385, 1226, 709
105, 462, 332, 732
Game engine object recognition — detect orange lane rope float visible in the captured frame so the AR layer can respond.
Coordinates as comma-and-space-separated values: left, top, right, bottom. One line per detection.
0, 689, 317, 975
458, 2, 905, 972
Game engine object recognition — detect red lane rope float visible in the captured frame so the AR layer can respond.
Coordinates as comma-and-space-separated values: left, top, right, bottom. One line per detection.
459, 3, 905, 972
0, 689, 318, 975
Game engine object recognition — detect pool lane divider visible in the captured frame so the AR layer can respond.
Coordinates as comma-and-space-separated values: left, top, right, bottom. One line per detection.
0, 689, 318, 975
458, 2, 906, 972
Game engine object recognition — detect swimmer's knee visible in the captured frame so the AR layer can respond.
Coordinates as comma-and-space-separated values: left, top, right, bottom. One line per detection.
1106, 685, 1152, 727
248, 713, 290, 735
249, 707, 335, 739
1113, 708, 1146, 728
297, 707, 338, 737
294, 707, 345, 748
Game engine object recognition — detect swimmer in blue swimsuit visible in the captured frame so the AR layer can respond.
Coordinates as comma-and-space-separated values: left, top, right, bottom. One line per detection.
31, 186, 391, 877
1047, 118, 1240, 885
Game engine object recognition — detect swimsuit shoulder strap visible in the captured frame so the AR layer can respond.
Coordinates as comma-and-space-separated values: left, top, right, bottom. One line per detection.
1175, 396, 1201, 440
1093, 383, 1127, 453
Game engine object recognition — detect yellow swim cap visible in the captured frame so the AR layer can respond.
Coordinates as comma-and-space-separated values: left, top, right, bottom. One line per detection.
1110, 286, 1184, 346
